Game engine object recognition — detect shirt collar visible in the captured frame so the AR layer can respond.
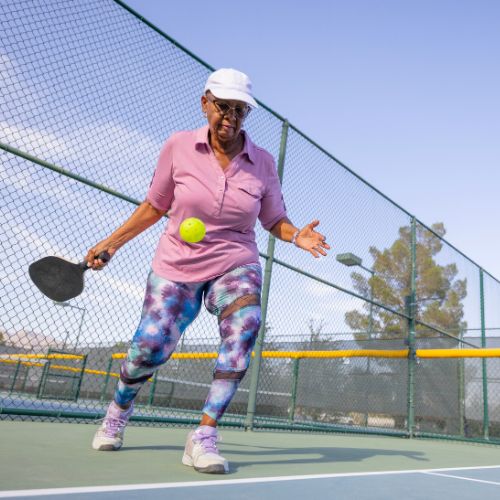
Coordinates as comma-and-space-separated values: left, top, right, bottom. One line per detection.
195, 125, 256, 164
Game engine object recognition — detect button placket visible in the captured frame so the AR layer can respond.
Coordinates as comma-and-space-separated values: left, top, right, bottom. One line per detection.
213, 173, 226, 217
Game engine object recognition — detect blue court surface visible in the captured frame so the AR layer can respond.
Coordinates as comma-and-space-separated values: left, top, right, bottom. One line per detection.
1, 466, 500, 500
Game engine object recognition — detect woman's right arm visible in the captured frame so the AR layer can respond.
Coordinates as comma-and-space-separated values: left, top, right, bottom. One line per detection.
86, 200, 167, 269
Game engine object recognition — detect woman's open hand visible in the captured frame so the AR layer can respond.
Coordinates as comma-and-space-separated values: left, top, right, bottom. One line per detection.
294, 220, 330, 258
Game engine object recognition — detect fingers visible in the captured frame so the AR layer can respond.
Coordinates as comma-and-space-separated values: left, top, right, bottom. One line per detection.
294, 221, 330, 258
298, 236, 329, 258
310, 221, 331, 255
315, 231, 330, 248
317, 237, 330, 251
86, 244, 112, 270
87, 250, 103, 270
85, 249, 96, 268
307, 219, 320, 230
309, 245, 327, 258
316, 246, 328, 256
94, 255, 108, 270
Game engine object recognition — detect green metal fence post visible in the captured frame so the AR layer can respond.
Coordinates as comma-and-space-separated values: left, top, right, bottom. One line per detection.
20, 366, 29, 393
244, 120, 289, 431
73, 354, 87, 401
37, 361, 50, 399
100, 356, 114, 402
458, 328, 465, 436
9, 361, 21, 394
9, 361, 22, 394
479, 269, 489, 440
406, 216, 417, 437
148, 371, 159, 406
288, 357, 301, 424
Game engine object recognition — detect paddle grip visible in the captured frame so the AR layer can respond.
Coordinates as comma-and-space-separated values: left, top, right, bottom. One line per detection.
98, 251, 111, 263
81, 251, 111, 270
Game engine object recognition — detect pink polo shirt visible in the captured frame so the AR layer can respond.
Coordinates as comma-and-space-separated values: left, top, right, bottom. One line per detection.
146, 125, 287, 283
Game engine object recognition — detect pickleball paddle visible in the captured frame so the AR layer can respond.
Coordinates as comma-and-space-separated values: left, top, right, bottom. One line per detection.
28, 252, 110, 302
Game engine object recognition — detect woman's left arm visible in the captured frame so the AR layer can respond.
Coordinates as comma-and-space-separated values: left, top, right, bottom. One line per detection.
270, 217, 330, 258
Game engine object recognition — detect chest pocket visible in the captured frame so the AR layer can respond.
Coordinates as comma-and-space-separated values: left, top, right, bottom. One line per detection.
238, 186, 262, 199
230, 186, 262, 230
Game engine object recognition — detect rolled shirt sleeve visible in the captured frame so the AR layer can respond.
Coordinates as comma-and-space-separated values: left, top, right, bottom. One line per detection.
146, 137, 176, 212
258, 156, 287, 231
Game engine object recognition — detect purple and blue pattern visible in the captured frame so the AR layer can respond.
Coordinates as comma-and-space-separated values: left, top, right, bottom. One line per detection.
114, 264, 262, 420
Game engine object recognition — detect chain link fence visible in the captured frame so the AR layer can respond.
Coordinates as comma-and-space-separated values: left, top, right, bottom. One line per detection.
1, 0, 499, 443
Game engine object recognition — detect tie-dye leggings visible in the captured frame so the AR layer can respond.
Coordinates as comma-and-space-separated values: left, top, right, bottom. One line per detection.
114, 263, 262, 421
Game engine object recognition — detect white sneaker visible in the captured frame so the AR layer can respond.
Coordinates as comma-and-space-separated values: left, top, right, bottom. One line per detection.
92, 402, 133, 451
182, 426, 229, 474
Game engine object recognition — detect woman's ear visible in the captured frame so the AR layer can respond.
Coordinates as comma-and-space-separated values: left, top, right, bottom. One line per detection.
201, 94, 208, 115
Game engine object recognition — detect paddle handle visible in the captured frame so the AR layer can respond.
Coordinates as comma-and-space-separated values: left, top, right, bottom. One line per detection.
79, 251, 111, 271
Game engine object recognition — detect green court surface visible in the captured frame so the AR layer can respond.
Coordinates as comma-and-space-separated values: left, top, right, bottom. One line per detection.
1, 420, 499, 493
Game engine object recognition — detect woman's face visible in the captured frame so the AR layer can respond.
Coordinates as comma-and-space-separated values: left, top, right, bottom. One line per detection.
201, 91, 250, 145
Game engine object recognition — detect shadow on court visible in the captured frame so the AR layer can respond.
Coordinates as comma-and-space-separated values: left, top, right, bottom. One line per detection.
118, 444, 184, 452
120, 441, 427, 473
222, 443, 427, 472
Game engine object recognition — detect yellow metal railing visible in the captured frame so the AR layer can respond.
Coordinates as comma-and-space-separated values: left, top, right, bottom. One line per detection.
2, 348, 500, 381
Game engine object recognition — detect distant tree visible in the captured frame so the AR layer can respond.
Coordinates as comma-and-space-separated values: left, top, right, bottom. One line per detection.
263, 321, 282, 351
113, 341, 129, 350
345, 222, 467, 339
0, 329, 6, 345
261, 321, 278, 350
308, 318, 325, 343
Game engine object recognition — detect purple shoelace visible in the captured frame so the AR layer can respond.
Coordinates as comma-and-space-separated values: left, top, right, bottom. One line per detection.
103, 416, 128, 437
102, 403, 132, 437
194, 432, 219, 454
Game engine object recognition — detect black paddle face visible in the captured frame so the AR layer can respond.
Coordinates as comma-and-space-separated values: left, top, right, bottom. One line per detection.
29, 257, 85, 302
28, 252, 109, 302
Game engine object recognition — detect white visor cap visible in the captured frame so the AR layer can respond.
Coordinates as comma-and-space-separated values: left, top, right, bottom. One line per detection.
204, 68, 258, 109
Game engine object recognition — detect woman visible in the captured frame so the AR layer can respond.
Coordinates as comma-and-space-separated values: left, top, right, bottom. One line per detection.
89, 68, 330, 474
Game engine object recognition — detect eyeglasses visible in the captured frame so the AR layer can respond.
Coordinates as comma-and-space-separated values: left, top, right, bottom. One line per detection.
206, 94, 250, 120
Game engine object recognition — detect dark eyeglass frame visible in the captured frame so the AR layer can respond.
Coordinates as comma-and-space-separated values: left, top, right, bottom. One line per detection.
206, 94, 251, 120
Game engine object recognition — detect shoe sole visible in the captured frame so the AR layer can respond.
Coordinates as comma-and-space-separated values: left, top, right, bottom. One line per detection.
94, 444, 121, 451
182, 454, 228, 474
92, 438, 122, 451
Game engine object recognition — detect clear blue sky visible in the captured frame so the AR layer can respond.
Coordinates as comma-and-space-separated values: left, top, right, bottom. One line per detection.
125, 0, 500, 280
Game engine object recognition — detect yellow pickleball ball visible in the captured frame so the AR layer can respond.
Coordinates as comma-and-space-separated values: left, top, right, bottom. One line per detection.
179, 217, 206, 243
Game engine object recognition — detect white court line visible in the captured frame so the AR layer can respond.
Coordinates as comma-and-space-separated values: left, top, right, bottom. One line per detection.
423, 471, 500, 487
1, 465, 500, 498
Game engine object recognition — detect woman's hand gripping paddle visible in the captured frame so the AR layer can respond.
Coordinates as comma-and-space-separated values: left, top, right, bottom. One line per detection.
28, 252, 110, 302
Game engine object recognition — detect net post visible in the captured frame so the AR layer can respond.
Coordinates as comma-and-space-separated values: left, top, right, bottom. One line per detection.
406, 216, 417, 437
479, 268, 489, 439
244, 119, 289, 431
